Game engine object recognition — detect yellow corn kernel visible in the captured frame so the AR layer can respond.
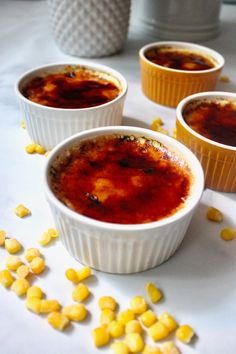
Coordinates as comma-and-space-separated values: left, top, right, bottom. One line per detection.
111, 341, 130, 354
142, 344, 162, 354
14, 204, 31, 218
25, 143, 37, 154
219, 75, 230, 83
20, 119, 25, 129
0, 269, 14, 287
206, 207, 223, 222
162, 341, 180, 354
149, 321, 169, 341
6, 255, 22, 271
62, 304, 87, 322
39, 232, 52, 246
44, 151, 51, 157
100, 308, 116, 326
47, 311, 70, 331
65, 268, 79, 283
108, 321, 125, 338
26, 297, 41, 314
220, 228, 236, 241
27, 286, 43, 299
5, 238, 22, 254
125, 320, 142, 335
156, 126, 169, 135
0, 230, 6, 246
118, 309, 135, 325
140, 310, 157, 328
146, 282, 162, 303
176, 324, 195, 343
130, 295, 147, 315
29, 256, 45, 275
40, 299, 61, 313
47, 228, 58, 238
159, 312, 178, 332
16, 264, 30, 278
98, 295, 117, 311
72, 283, 90, 302
92, 326, 110, 347
35, 144, 46, 155
25, 248, 40, 262
125, 333, 144, 353
11, 278, 30, 296
77, 266, 91, 281
151, 118, 164, 131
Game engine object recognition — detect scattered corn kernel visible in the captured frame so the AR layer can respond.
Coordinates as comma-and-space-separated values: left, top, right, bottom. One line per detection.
14, 204, 31, 218
125, 333, 144, 353
118, 309, 135, 325
62, 304, 87, 322
11, 278, 30, 296
146, 282, 162, 303
130, 295, 147, 315
125, 320, 142, 335
47, 228, 58, 238
5, 238, 22, 254
65, 268, 79, 283
100, 308, 116, 326
162, 341, 180, 354
25, 143, 37, 154
40, 299, 61, 313
149, 321, 170, 341
151, 118, 164, 131
6, 255, 22, 271
26, 297, 41, 314
111, 341, 130, 354
156, 126, 169, 135
77, 266, 91, 281
0, 230, 6, 246
20, 119, 25, 129
142, 344, 162, 354
16, 264, 30, 278
39, 232, 52, 246
159, 312, 178, 332
0, 269, 14, 287
35, 144, 46, 154
29, 256, 45, 275
108, 321, 125, 338
140, 310, 157, 328
176, 324, 195, 343
25, 248, 40, 262
47, 311, 70, 331
27, 286, 43, 299
99, 295, 117, 311
220, 228, 236, 241
206, 207, 223, 222
72, 283, 90, 302
92, 326, 110, 347
44, 151, 51, 157
219, 75, 230, 83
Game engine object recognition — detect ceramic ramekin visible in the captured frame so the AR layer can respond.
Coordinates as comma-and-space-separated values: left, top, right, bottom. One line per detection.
44, 126, 204, 274
176, 92, 236, 192
15, 62, 127, 150
139, 41, 224, 107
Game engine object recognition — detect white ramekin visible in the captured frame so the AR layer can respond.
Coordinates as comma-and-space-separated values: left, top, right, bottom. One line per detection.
44, 126, 204, 274
15, 62, 127, 150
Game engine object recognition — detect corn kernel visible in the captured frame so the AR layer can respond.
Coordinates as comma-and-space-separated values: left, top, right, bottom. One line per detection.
0, 230, 6, 246
65, 268, 79, 283
151, 118, 164, 131
176, 324, 194, 343
25, 248, 40, 262
146, 282, 162, 303
142, 345, 162, 354
16, 264, 30, 278
72, 283, 90, 302
162, 341, 180, 354
5, 238, 22, 254
159, 312, 178, 332
39, 232, 52, 246
26, 297, 41, 314
27, 286, 43, 299
111, 341, 130, 354
220, 228, 236, 241
11, 278, 30, 296
40, 299, 61, 313
98, 295, 117, 311
29, 256, 45, 275
35, 144, 46, 155
149, 321, 170, 341
6, 255, 22, 271
47, 228, 58, 238
14, 204, 31, 218
47, 311, 70, 331
130, 295, 147, 315
140, 310, 157, 328
20, 119, 25, 129
92, 326, 110, 347
219, 75, 230, 83
77, 266, 91, 281
206, 207, 223, 222
125, 333, 144, 353
156, 126, 169, 135
125, 320, 142, 334
100, 308, 116, 326
25, 143, 37, 154
0, 269, 14, 287
118, 309, 135, 325
62, 304, 87, 322
108, 321, 125, 338
44, 151, 51, 157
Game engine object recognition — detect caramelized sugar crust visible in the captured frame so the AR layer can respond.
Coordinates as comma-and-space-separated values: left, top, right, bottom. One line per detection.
50, 135, 192, 224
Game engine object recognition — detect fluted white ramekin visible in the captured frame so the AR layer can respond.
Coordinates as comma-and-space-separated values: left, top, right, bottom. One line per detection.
44, 126, 204, 274
15, 62, 127, 150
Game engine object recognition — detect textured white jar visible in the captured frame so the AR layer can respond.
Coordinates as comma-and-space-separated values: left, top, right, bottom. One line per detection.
47, 0, 131, 57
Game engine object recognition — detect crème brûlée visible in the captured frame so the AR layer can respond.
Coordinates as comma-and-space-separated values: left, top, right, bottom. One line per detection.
49, 134, 193, 225
22, 66, 122, 109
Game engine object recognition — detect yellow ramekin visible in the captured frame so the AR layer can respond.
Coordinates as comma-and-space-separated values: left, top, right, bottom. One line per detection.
139, 41, 224, 108
176, 92, 236, 192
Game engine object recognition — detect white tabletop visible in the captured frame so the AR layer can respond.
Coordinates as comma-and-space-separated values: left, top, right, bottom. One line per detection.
1, 1, 236, 354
